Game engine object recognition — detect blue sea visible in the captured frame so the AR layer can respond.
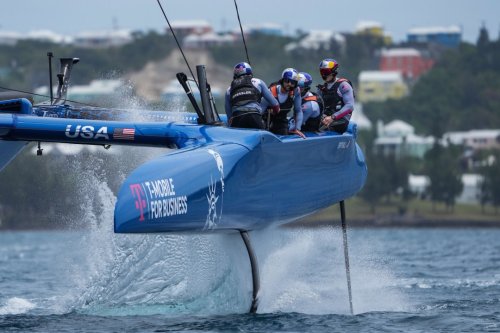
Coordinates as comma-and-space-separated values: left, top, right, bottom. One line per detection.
1, 225, 499, 332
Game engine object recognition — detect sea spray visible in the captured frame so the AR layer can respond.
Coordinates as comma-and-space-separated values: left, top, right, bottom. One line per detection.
255, 226, 410, 315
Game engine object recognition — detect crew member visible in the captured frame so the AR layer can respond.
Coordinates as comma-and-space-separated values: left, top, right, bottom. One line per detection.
225, 62, 279, 129
262, 68, 304, 137
296, 72, 322, 132
317, 58, 355, 133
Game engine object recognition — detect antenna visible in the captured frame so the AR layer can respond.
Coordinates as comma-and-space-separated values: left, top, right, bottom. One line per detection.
47, 52, 53, 104
233, 0, 251, 65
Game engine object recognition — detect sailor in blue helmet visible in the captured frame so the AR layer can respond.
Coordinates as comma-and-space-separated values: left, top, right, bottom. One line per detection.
262, 68, 304, 137
317, 58, 355, 133
295, 72, 323, 132
225, 62, 280, 129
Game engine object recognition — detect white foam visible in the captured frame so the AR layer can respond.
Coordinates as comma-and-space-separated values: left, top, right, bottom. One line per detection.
0, 297, 36, 315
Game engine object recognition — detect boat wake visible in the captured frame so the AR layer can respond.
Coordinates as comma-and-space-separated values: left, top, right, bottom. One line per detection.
61, 157, 409, 316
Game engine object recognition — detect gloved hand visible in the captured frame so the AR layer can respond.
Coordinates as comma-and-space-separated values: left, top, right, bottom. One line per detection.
271, 104, 280, 115
321, 115, 335, 127
289, 129, 306, 139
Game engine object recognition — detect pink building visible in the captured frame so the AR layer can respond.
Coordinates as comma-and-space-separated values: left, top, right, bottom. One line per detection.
379, 48, 434, 80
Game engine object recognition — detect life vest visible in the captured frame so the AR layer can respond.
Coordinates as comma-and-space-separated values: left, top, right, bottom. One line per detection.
268, 82, 294, 120
300, 91, 324, 131
317, 78, 353, 116
230, 75, 261, 107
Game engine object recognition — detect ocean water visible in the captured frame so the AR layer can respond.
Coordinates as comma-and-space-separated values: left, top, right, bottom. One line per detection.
1, 226, 499, 333
1, 144, 499, 332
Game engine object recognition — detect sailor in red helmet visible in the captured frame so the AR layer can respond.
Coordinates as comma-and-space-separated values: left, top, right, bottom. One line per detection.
317, 58, 355, 133
225, 62, 280, 129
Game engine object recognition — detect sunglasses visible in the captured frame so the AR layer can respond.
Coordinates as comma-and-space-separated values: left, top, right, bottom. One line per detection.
283, 78, 298, 86
320, 68, 336, 79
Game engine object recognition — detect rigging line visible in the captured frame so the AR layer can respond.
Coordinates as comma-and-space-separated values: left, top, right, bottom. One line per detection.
233, 0, 251, 65
156, 0, 199, 88
0, 85, 98, 107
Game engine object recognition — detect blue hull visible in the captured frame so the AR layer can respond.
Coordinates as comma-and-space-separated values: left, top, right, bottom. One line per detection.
114, 129, 366, 232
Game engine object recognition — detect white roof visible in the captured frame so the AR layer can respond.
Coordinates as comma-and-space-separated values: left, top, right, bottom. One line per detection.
184, 32, 235, 43
285, 30, 345, 51
381, 48, 421, 57
26, 29, 68, 43
351, 103, 372, 130
75, 29, 132, 39
383, 119, 415, 136
170, 20, 212, 28
359, 70, 403, 82
444, 129, 500, 144
375, 133, 434, 145
356, 21, 383, 31
408, 25, 461, 35
409, 174, 430, 187
462, 174, 483, 186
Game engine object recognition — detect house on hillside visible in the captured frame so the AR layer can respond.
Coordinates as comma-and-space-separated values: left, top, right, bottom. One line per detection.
443, 129, 500, 150
379, 48, 434, 80
408, 173, 483, 204
169, 20, 213, 38
284, 30, 346, 53
183, 33, 235, 49
357, 71, 408, 102
375, 120, 434, 158
351, 103, 372, 131
73, 30, 132, 48
355, 21, 392, 44
407, 25, 462, 48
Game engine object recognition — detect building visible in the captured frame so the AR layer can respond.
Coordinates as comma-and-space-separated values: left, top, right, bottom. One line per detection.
72, 30, 132, 48
355, 21, 392, 44
284, 30, 345, 53
350, 103, 372, 131
183, 32, 235, 49
358, 71, 408, 102
0, 30, 70, 45
379, 48, 434, 80
169, 20, 213, 37
443, 129, 500, 150
375, 120, 434, 158
407, 25, 462, 48
408, 174, 430, 197
457, 174, 483, 204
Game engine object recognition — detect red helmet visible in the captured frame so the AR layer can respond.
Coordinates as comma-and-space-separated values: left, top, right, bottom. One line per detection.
319, 58, 339, 78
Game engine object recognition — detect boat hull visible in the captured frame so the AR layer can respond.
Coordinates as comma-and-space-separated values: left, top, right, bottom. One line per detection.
114, 129, 367, 233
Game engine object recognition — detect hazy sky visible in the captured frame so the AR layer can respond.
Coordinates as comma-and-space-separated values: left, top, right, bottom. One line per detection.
1, 0, 499, 43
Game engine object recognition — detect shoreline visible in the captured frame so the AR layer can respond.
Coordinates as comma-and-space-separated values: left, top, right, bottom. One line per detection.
288, 216, 500, 228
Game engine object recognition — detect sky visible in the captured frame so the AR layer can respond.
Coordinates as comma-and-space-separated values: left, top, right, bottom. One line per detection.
1, 0, 499, 43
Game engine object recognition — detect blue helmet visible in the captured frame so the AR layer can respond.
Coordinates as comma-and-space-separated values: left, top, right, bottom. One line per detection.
233, 62, 252, 78
281, 68, 299, 85
297, 72, 313, 89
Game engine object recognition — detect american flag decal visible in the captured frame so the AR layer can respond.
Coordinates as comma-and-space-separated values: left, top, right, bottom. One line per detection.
113, 128, 135, 140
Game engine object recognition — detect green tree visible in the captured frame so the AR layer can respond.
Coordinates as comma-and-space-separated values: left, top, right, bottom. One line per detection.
478, 151, 500, 214
423, 142, 463, 212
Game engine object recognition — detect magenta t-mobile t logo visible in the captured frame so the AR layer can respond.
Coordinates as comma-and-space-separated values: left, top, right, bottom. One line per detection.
130, 183, 147, 221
